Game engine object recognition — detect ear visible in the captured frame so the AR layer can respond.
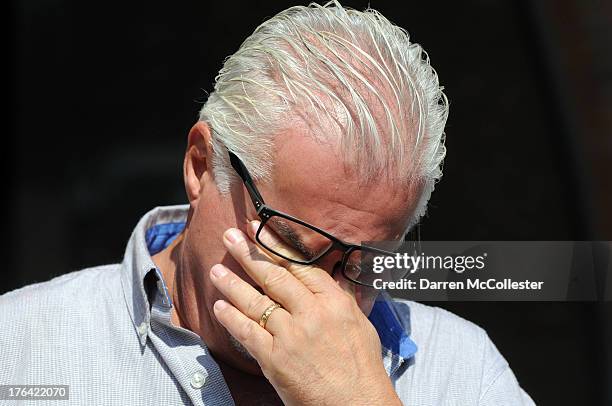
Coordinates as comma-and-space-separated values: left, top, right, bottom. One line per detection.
184, 121, 214, 207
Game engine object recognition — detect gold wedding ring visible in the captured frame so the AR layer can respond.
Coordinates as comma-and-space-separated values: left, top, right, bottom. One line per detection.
259, 302, 282, 329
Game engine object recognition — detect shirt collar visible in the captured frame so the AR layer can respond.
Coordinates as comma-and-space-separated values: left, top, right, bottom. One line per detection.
119, 205, 188, 346
368, 291, 418, 374
120, 205, 418, 365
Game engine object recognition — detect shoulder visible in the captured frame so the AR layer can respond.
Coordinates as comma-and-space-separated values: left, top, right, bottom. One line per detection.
398, 299, 505, 369
0, 265, 122, 312
0, 265, 124, 335
391, 299, 534, 404
0, 265, 134, 383
399, 299, 491, 349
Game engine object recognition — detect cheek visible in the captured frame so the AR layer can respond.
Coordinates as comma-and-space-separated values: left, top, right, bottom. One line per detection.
186, 197, 238, 280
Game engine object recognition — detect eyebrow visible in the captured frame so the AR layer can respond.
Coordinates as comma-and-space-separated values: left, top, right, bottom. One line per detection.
268, 217, 318, 259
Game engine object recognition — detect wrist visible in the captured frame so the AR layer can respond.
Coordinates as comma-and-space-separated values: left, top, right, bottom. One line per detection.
345, 369, 402, 406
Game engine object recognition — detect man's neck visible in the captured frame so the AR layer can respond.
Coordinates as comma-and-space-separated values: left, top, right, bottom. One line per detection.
151, 234, 188, 330
151, 236, 282, 404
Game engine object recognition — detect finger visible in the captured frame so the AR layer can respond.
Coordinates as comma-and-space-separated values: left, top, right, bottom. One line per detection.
212, 299, 272, 364
222, 228, 320, 308
245, 221, 337, 292
209, 264, 291, 336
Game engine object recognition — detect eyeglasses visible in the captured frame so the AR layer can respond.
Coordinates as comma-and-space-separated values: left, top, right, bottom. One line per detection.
228, 149, 418, 287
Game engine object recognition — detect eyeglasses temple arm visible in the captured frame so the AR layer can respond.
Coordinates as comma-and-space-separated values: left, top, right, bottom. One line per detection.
228, 149, 266, 210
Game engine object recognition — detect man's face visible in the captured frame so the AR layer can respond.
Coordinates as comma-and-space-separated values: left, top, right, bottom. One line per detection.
181, 123, 422, 371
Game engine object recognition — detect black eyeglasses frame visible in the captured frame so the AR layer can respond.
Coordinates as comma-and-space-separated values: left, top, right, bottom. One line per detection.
227, 149, 414, 287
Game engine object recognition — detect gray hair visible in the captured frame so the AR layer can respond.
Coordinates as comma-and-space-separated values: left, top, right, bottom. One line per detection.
199, 0, 448, 232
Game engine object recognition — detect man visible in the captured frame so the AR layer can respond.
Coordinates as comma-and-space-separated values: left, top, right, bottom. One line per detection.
1, 1, 534, 405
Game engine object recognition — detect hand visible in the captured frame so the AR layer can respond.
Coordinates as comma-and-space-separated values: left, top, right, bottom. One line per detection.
209, 220, 402, 406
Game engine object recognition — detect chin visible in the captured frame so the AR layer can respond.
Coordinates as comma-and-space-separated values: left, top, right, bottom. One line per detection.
226, 332, 264, 375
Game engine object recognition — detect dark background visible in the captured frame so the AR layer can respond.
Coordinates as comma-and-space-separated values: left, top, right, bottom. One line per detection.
8, 0, 612, 404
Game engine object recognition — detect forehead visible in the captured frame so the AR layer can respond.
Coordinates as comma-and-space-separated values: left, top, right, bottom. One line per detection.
258, 129, 422, 243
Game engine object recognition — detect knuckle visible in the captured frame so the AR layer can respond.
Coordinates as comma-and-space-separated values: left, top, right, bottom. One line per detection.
302, 310, 325, 337
238, 318, 256, 343
327, 293, 361, 323
243, 241, 260, 259
289, 264, 321, 283
281, 333, 299, 355
262, 266, 290, 290
246, 294, 271, 318
333, 290, 354, 308
291, 289, 311, 307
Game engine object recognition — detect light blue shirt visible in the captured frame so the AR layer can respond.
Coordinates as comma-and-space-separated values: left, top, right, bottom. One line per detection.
0, 205, 535, 405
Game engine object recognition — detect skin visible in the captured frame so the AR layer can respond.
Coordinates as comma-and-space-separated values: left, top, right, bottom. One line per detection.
153, 121, 422, 405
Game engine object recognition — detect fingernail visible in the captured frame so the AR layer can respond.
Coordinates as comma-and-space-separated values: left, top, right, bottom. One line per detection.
248, 220, 261, 236
214, 300, 228, 311
224, 228, 244, 244
210, 264, 228, 279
